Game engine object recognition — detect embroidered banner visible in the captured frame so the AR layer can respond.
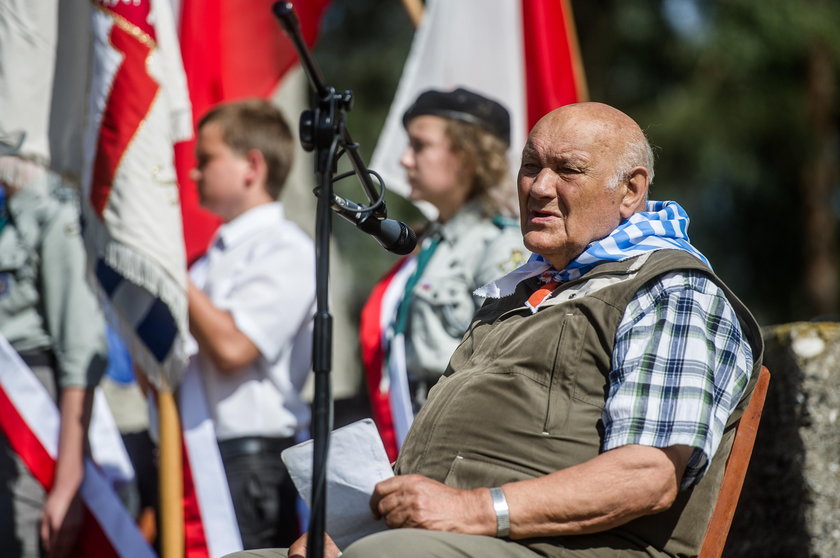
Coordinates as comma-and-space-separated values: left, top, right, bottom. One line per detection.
82, 0, 192, 391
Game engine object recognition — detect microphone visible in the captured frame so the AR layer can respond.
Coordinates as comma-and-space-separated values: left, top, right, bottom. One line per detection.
332, 194, 417, 255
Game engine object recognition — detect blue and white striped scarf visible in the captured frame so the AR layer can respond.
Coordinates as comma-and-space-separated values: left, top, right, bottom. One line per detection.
475, 200, 710, 299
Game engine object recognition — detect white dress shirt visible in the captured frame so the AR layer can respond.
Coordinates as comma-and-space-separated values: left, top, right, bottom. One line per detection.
188, 202, 315, 440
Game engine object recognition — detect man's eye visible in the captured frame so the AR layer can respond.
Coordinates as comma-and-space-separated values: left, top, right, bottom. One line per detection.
521, 163, 540, 174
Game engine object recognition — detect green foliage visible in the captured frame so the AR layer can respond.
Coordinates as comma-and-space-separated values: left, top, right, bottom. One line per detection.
574, 0, 840, 324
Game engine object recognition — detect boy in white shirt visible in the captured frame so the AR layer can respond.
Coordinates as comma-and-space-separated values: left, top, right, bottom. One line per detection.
187, 99, 315, 549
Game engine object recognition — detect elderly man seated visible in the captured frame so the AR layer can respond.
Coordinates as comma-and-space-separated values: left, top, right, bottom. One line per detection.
229, 102, 763, 558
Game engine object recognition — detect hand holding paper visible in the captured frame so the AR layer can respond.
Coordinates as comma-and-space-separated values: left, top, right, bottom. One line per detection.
371, 474, 494, 535
281, 419, 394, 549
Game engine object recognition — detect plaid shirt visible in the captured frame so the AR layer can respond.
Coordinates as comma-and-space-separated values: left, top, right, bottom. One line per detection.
603, 270, 754, 489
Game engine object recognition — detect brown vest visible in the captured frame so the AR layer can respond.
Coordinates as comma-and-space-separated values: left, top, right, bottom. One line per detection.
395, 250, 764, 558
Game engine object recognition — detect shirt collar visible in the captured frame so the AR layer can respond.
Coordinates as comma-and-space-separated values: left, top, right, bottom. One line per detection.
433, 199, 486, 242
214, 202, 284, 251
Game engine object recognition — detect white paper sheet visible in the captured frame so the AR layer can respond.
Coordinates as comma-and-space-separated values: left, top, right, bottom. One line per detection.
281, 418, 394, 549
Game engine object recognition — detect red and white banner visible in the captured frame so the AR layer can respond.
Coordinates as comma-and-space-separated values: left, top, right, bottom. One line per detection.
81, 2, 237, 554
0, 335, 154, 558
0, 0, 57, 161
82, 0, 192, 391
364, 0, 588, 457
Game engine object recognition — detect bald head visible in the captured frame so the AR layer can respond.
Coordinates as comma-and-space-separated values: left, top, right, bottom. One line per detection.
532, 102, 654, 189
516, 102, 652, 270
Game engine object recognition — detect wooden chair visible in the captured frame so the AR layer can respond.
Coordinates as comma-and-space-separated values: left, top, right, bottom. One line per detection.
698, 365, 771, 558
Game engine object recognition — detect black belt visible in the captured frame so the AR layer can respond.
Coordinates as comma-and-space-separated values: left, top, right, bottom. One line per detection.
218, 436, 296, 459
18, 349, 55, 368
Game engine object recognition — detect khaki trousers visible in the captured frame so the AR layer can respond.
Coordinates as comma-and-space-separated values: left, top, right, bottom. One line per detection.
223, 528, 668, 558
223, 529, 545, 558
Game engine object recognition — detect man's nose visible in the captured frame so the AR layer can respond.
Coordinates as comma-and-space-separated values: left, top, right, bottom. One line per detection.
190, 168, 201, 182
529, 168, 557, 198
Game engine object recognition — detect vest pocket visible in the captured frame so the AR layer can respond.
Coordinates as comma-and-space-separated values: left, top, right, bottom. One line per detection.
542, 319, 567, 432
443, 451, 543, 490
544, 313, 586, 433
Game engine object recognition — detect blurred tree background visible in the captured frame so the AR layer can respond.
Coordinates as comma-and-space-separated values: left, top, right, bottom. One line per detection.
311, 0, 840, 328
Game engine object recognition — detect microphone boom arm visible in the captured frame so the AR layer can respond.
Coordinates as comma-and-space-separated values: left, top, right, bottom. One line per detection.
273, 1, 386, 219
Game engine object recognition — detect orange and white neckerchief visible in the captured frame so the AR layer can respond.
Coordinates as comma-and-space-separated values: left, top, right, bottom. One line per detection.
525, 272, 561, 313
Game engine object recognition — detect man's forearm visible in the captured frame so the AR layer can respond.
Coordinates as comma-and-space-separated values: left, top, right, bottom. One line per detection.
372, 444, 690, 539
52, 387, 91, 497
40, 386, 93, 554
502, 444, 691, 538
187, 281, 259, 372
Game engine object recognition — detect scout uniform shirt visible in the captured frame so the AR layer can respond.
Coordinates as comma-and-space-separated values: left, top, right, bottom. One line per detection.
403, 200, 527, 395
0, 180, 106, 389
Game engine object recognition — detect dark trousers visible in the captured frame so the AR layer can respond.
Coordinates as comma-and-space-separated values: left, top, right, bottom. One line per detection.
218, 436, 298, 550
0, 354, 57, 558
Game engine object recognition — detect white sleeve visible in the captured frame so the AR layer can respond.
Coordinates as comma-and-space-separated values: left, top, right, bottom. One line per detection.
222, 233, 315, 363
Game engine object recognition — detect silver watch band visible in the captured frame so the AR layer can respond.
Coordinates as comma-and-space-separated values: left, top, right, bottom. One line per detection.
489, 487, 510, 538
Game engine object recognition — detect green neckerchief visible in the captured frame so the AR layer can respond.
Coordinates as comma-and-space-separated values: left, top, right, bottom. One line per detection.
392, 233, 442, 336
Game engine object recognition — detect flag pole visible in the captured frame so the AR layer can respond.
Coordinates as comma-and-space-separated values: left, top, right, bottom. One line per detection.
400, 0, 423, 28
561, 0, 589, 102
158, 383, 184, 558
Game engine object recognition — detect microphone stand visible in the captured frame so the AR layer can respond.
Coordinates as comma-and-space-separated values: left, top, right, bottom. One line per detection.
272, 3, 402, 557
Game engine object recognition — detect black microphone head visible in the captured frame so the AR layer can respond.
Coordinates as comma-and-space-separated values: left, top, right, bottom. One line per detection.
366, 218, 416, 255
391, 222, 417, 255
354, 215, 417, 255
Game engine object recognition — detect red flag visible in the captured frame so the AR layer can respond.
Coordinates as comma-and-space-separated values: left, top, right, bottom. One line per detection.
175, 0, 332, 264
521, 0, 588, 128
365, 0, 588, 457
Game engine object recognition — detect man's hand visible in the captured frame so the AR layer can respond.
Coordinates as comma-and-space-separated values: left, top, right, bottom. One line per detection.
40, 386, 90, 557
288, 531, 341, 558
40, 488, 83, 558
370, 474, 494, 536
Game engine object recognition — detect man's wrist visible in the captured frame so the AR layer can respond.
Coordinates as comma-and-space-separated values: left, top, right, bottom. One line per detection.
489, 487, 510, 538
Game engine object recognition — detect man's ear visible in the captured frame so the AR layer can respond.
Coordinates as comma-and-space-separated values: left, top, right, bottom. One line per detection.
619, 167, 649, 219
